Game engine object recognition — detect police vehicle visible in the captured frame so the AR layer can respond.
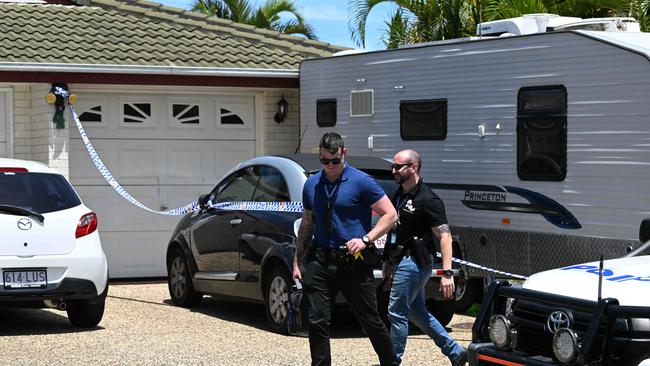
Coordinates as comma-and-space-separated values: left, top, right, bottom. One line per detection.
468, 219, 650, 365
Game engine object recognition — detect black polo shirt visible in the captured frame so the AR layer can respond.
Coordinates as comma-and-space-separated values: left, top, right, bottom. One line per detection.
389, 179, 448, 252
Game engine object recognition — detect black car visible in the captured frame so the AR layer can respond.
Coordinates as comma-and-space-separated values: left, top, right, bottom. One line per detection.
166, 154, 455, 333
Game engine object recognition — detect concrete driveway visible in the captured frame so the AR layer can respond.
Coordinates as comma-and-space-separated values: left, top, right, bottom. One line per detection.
0, 281, 474, 365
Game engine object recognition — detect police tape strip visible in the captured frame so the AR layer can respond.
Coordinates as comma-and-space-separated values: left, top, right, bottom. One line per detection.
69, 104, 304, 215
435, 252, 528, 279
68, 97, 526, 278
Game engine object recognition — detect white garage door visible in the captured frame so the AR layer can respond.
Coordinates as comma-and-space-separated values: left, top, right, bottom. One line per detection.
0, 90, 8, 158
70, 91, 257, 278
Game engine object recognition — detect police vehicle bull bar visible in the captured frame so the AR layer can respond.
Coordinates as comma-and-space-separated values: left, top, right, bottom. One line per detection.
469, 280, 650, 366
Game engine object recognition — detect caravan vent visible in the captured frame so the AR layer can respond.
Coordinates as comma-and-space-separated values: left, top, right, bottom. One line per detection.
350, 90, 374, 117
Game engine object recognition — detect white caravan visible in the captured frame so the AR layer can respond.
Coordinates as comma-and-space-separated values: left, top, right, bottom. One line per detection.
299, 14, 650, 310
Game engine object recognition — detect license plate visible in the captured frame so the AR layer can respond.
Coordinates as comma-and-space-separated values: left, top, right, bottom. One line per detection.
3, 270, 47, 289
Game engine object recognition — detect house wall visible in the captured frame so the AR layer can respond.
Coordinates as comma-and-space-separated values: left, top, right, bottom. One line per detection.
263, 89, 300, 155
10, 83, 67, 175
11, 84, 32, 161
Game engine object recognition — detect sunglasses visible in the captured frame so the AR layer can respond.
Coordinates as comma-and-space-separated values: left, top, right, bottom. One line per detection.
391, 162, 414, 171
319, 157, 342, 165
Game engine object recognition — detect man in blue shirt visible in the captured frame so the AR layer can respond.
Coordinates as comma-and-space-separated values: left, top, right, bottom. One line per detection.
293, 132, 398, 366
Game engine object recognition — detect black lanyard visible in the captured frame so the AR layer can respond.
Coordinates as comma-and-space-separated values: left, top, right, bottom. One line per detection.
323, 179, 342, 237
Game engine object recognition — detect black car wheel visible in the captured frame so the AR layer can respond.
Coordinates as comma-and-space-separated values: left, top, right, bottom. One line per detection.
264, 267, 291, 334
67, 299, 105, 328
168, 248, 202, 307
67, 276, 108, 328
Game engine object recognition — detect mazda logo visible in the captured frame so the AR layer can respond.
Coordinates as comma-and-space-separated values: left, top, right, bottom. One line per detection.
17, 218, 32, 231
547, 310, 572, 334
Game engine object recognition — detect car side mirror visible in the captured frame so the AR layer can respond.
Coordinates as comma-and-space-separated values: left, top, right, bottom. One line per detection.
640, 218, 650, 243
198, 194, 210, 209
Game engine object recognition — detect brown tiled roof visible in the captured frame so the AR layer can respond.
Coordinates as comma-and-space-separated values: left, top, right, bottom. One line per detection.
0, 0, 348, 70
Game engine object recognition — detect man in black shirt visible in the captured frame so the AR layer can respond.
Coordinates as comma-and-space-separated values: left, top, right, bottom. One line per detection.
383, 149, 467, 365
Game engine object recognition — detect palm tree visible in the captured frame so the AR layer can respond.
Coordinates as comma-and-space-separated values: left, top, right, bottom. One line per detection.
629, 0, 650, 31
349, 0, 490, 48
350, 0, 639, 49
192, 0, 317, 40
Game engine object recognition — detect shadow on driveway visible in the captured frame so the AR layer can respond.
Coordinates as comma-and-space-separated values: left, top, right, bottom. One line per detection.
162, 295, 369, 339
0, 308, 103, 336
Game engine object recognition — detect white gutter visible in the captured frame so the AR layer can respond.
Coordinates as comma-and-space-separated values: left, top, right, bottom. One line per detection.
0, 62, 299, 78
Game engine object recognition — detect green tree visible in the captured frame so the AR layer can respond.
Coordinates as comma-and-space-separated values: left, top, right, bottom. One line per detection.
349, 0, 479, 48
629, 0, 650, 31
350, 0, 643, 49
192, 0, 317, 39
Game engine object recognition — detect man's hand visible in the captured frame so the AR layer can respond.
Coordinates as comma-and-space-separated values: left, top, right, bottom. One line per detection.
440, 276, 455, 299
345, 238, 367, 255
292, 259, 302, 280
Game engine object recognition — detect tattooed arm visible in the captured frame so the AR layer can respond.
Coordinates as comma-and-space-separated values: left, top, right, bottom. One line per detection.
293, 209, 314, 280
433, 224, 455, 298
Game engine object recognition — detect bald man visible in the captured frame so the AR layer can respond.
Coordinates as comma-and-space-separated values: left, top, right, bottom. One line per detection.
383, 149, 467, 365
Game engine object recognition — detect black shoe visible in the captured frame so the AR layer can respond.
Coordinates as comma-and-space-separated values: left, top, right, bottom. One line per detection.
449, 347, 467, 366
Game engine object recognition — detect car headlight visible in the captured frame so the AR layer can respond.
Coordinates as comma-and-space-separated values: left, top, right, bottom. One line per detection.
489, 315, 514, 349
552, 328, 579, 364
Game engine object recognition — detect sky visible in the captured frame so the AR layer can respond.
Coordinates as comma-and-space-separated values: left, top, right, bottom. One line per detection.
154, 0, 398, 51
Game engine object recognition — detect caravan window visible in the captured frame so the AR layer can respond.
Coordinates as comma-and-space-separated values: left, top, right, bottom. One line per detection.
517, 85, 567, 181
400, 99, 447, 140
316, 99, 337, 127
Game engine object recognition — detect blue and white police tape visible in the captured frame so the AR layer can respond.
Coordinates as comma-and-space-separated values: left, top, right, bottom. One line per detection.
435, 252, 528, 279
69, 103, 304, 216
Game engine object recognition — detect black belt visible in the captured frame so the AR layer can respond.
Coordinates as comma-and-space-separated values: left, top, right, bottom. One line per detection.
313, 246, 350, 266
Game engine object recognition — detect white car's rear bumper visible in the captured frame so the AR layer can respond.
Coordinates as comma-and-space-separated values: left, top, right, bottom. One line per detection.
0, 231, 108, 301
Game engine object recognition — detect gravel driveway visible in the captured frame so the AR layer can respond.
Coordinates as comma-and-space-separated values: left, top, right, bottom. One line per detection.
0, 281, 473, 365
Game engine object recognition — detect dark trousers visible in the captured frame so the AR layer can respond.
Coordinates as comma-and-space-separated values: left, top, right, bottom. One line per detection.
302, 259, 397, 366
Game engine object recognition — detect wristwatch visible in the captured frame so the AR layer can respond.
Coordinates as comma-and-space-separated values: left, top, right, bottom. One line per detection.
362, 235, 372, 246
442, 269, 454, 278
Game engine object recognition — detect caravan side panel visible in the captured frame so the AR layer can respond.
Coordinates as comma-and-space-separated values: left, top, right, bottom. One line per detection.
300, 32, 650, 276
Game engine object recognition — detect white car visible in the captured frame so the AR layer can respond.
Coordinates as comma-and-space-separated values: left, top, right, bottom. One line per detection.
0, 158, 108, 327
468, 219, 650, 365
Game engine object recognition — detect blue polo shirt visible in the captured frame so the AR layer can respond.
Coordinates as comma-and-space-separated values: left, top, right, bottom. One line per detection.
302, 165, 386, 249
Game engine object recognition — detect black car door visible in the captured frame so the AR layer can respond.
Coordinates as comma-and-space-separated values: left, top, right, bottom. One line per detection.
191, 167, 258, 274
239, 165, 298, 283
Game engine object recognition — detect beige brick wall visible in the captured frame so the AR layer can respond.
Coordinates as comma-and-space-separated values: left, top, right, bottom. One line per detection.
11, 84, 31, 160
7, 83, 70, 177
263, 89, 300, 155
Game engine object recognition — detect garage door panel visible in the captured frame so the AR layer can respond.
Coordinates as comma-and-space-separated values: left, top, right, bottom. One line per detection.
215, 142, 256, 179
118, 148, 157, 179
72, 93, 255, 141
102, 231, 170, 278
77, 186, 164, 231
71, 139, 255, 186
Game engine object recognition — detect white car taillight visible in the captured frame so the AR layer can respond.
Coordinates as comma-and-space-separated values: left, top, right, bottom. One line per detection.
76, 212, 98, 238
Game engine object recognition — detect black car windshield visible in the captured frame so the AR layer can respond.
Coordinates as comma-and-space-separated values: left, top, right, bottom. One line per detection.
0, 172, 81, 213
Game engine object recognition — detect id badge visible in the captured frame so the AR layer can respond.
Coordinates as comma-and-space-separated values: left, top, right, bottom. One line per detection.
388, 230, 397, 247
